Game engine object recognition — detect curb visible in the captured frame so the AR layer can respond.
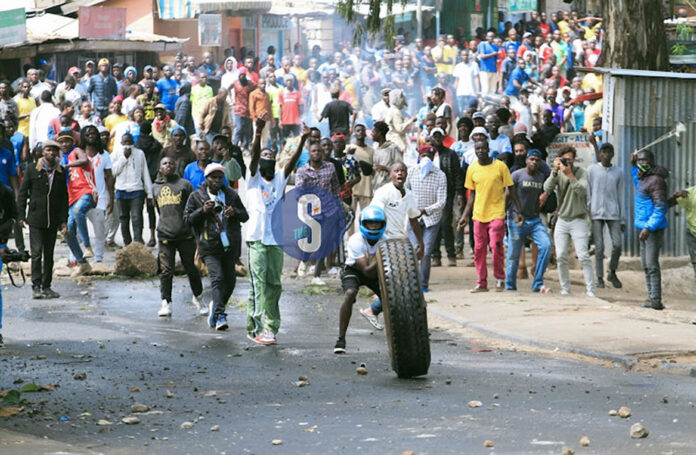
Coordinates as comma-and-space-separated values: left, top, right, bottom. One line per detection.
429, 307, 696, 377
428, 306, 637, 369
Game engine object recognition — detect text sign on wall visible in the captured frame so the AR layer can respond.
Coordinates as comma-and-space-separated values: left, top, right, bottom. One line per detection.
508, 0, 537, 13
546, 132, 596, 170
243, 15, 291, 30
0, 8, 26, 47
78, 7, 126, 40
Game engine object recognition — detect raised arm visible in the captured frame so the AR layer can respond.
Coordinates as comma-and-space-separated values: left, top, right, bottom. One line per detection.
248, 117, 266, 177
284, 123, 310, 178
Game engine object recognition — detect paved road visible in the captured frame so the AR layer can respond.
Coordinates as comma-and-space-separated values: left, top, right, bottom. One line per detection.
2, 275, 696, 455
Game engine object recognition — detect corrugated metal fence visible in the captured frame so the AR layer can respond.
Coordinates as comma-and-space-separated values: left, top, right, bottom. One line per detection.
607, 71, 696, 256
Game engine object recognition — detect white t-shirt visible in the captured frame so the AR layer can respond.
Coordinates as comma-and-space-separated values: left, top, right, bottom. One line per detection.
453, 61, 479, 97
371, 182, 420, 240
245, 169, 289, 245
345, 232, 381, 267
89, 150, 112, 211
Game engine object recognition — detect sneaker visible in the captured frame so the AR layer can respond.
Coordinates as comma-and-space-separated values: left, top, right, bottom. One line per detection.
42, 287, 60, 299
207, 302, 216, 328
192, 295, 207, 315
32, 288, 45, 299
607, 272, 623, 289
587, 290, 596, 298
538, 285, 552, 294
247, 332, 260, 343
255, 329, 277, 345
641, 302, 664, 310
560, 289, 570, 296
495, 280, 505, 292
432, 258, 442, 267
447, 257, 457, 267
327, 267, 341, 276
215, 315, 229, 331
596, 277, 605, 288
311, 277, 326, 286
470, 285, 489, 293
70, 261, 91, 278
83, 247, 94, 259
359, 308, 384, 330
158, 299, 172, 317
106, 240, 119, 249
297, 262, 307, 277
334, 337, 346, 354
307, 265, 316, 275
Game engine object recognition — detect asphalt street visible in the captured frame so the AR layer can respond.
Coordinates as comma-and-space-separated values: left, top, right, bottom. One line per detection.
1, 275, 696, 455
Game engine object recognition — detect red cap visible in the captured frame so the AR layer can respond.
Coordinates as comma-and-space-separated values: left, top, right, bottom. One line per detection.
331, 132, 346, 141
67, 66, 80, 76
238, 67, 248, 75
418, 144, 435, 155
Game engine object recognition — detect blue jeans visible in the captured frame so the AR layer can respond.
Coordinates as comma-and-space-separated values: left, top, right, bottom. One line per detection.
233, 115, 252, 149
67, 194, 95, 263
505, 217, 552, 291
408, 220, 441, 289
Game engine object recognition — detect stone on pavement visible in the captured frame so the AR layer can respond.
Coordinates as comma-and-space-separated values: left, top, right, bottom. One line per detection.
618, 406, 631, 418
630, 422, 649, 439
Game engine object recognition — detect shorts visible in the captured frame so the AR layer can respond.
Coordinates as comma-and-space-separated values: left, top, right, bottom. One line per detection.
341, 265, 381, 297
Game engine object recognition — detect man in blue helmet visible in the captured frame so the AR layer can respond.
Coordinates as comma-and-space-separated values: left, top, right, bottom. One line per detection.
334, 205, 387, 354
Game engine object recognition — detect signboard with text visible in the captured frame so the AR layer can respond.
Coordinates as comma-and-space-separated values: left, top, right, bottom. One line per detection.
546, 132, 597, 170
0, 8, 26, 47
78, 7, 126, 40
199, 13, 222, 47
508, 0, 537, 13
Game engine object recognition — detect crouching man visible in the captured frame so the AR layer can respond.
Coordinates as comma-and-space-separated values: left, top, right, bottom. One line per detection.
334, 206, 387, 354
184, 163, 248, 330
153, 157, 205, 317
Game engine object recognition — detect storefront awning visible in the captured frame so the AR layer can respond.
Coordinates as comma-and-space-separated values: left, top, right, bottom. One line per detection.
197, 0, 271, 13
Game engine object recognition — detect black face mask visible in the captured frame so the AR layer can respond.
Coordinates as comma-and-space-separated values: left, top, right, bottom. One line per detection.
259, 158, 275, 179
514, 154, 527, 168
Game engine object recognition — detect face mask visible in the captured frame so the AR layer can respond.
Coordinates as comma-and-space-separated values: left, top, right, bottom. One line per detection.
515, 154, 527, 168
259, 158, 275, 178
637, 163, 652, 173
122, 145, 132, 152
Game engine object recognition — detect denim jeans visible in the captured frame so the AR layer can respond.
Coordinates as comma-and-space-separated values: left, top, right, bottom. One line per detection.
408, 220, 441, 289
592, 219, 622, 278
118, 194, 145, 245
640, 228, 664, 306
554, 217, 595, 294
432, 197, 456, 260
506, 217, 552, 291
66, 194, 96, 263
233, 115, 252, 149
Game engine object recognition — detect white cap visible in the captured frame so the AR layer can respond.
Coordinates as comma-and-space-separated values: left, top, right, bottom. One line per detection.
430, 127, 446, 136
469, 126, 490, 140
204, 163, 226, 177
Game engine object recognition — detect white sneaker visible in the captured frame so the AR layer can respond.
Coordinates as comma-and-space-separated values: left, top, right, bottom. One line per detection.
191, 294, 205, 314
311, 277, 326, 286
158, 299, 172, 317
198, 299, 210, 316
587, 290, 596, 298
328, 267, 341, 276
297, 262, 307, 277
560, 289, 570, 296
307, 265, 316, 275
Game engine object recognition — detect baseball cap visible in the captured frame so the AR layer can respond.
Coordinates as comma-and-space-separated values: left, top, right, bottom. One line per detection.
204, 163, 226, 177
469, 126, 490, 140
98, 58, 110, 66
381, 88, 391, 95
154, 103, 167, 111
85, 60, 95, 67
513, 123, 528, 136
418, 144, 434, 155
331, 132, 346, 141
56, 131, 74, 142
430, 127, 445, 136
67, 66, 80, 76
472, 112, 486, 120
523, 32, 533, 38
527, 149, 543, 158
238, 67, 248, 75
144, 65, 155, 72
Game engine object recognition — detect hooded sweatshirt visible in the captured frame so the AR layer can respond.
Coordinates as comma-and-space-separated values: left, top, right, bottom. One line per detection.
152, 173, 194, 241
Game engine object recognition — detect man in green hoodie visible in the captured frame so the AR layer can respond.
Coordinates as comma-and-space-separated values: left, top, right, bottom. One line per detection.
543, 146, 595, 297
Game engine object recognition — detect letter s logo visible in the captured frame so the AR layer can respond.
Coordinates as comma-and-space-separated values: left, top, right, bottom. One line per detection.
297, 193, 321, 253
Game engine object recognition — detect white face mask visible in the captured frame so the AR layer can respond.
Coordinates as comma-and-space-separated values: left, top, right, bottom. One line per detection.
122, 145, 132, 152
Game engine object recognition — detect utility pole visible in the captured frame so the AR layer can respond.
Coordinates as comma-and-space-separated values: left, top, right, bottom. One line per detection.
417, 0, 423, 40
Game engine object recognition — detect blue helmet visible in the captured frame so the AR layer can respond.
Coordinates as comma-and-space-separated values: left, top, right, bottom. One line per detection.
359, 205, 387, 241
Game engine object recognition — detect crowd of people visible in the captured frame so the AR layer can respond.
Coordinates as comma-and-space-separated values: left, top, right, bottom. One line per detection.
1, 7, 695, 350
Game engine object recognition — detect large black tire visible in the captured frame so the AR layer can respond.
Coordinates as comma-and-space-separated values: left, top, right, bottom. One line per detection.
376, 238, 431, 378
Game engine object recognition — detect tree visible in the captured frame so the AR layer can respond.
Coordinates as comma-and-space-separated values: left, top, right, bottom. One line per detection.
337, 0, 407, 47
598, 0, 669, 70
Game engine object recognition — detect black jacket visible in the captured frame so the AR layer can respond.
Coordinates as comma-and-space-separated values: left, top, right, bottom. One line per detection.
17, 159, 69, 229
153, 174, 195, 241
436, 145, 465, 199
0, 182, 17, 244
184, 183, 248, 258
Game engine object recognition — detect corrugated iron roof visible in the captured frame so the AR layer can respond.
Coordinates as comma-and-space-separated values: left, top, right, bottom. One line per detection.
592, 67, 696, 80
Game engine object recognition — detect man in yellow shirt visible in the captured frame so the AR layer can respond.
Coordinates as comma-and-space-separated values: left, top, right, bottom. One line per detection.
459, 140, 522, 292
671, 186, 696, 278
14, 79, 36, 137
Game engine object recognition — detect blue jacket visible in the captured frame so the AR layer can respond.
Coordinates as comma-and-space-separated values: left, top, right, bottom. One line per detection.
632, 165, 669, 232
88, 74, 117, 112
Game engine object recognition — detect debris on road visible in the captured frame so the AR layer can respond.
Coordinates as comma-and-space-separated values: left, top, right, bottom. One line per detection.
630, 422, 649, 439
122, 416, 140, 425
579, 436, 590, 446
618, 406, 631, 418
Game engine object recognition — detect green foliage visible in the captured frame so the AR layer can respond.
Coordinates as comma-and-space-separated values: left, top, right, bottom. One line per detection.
337, 0, 408, 48
676, 22, 694, 40
671, 42, 688, 55
2, 390, 20, 405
